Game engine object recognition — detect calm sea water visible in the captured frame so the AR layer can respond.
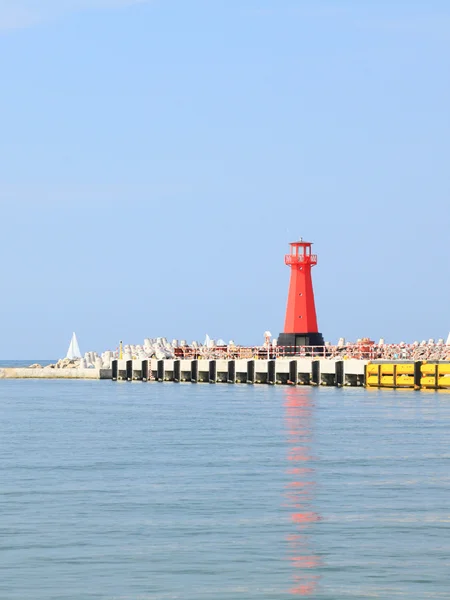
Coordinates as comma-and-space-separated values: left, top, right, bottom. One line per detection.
1, 381, 449, 599
0, 360, 56, 368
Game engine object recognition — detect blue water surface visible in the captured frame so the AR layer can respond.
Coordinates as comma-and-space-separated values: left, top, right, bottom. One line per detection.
0, 381, 449, 599
0, 360, 56, 368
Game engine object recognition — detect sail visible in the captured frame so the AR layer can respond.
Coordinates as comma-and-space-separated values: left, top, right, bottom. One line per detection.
446, 332, 450, 346
66, 332, 82, 359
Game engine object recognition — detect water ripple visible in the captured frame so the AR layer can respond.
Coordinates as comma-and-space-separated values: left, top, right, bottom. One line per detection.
0, 381, 449, 598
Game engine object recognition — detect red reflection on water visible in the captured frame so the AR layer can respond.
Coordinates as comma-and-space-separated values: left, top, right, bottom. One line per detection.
287, 467, 313, 475
292, 512, 321, 524
288, 454, 310, 461
287, 481, 310, 488
289, 579, 319, 596
290, 556, 321, 568
289, 446, 310, 454
283, 388, 321, 596
288, 481, 315, 487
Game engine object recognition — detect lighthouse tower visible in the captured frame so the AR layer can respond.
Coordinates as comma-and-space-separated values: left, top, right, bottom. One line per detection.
277, 239, 324, 349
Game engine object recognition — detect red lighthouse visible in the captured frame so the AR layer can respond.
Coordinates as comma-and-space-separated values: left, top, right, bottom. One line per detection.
277, 239, 324, 349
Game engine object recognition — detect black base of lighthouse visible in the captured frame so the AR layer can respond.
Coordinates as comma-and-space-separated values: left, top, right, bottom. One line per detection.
277, 332, 325, 350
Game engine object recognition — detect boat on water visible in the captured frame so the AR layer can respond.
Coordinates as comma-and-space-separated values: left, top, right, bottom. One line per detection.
66, 332, 81, 360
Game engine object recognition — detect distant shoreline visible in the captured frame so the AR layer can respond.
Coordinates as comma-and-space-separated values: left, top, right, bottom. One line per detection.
0, 360, 56, 368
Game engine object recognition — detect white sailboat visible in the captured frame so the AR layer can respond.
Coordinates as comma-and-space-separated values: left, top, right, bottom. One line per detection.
66, 332, 82, 359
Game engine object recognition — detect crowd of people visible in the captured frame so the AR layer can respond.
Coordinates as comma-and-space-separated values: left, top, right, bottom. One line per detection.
175, 338, 450, 361
320, 340, 450, 361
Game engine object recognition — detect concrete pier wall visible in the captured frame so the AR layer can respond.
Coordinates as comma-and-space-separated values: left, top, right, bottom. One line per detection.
2, 358, 447, 390
0, 368, 112, 379
113, 358, 367, 387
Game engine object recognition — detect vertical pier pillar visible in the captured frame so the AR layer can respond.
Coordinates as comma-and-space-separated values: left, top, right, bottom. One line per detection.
142, 359, 149, 382
209, 360, 217, 383
112, 359, 118, 381
335, 361, 344, 387
311, 360, 320, 386
247, 360, 255, 384
157, 360, 164, 382
227, 360, 236, 383
191, 360, 198, 383
126, 360, 133, 382
414, 361, 422, 389
288, 360, 298, 385
174, 360, 181, 383
268, 360, 276, 385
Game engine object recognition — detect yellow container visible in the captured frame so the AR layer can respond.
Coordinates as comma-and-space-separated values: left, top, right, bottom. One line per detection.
395, 375, 414, 387
366, 362, 450, 390
366, 364, 379, 376
438, 375, 450, 388
421, 376, 436, 388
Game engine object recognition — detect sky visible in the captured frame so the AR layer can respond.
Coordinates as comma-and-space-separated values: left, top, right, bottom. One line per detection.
0, 0, 449, 358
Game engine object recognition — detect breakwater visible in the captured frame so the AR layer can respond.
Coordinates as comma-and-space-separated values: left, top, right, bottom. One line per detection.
2, 359, 450, 390
0, 359, 365, 386
113, 358, 366, 386
0, 368, 111, 380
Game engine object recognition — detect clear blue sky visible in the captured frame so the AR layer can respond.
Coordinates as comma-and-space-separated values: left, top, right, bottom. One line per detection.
1, 0, 449, 358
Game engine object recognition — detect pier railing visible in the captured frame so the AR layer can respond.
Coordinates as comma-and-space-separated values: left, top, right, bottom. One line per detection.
171, 344, 450, 362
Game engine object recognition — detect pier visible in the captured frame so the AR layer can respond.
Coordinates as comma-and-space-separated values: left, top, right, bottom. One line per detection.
2, 358, 450, 390
0, 367, 111, 380
110, 358, 450, 389
112, 358, 366, 386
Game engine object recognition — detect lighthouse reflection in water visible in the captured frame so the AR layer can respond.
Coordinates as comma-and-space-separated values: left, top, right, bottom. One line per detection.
283, 388, 321, 595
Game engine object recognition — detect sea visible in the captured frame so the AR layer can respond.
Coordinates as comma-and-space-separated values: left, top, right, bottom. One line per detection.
1, 374, 449, 599
0, 360, 57, 368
